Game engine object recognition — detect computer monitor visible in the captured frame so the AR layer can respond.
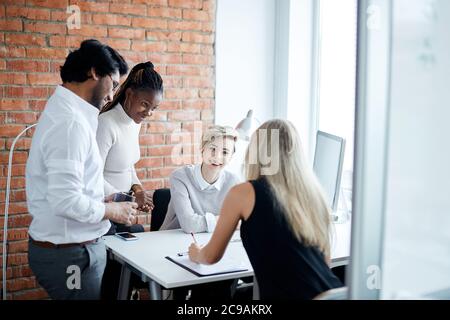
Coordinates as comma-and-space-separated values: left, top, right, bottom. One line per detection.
313, 131, 346, 212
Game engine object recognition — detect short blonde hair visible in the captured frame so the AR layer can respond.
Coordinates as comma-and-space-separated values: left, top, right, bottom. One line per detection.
201, 125, 239, 152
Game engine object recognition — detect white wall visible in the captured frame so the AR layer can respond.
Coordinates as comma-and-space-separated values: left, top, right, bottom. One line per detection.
215, 0, 276, 127
215, 0, 276, 178
215, 0, 322, 178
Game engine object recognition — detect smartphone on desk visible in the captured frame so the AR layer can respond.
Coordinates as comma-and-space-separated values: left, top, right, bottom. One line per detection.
115, 232, 138, 241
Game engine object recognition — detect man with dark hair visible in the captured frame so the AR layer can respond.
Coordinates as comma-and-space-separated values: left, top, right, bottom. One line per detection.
59, 39, 128, 109
26, 39, 135, 300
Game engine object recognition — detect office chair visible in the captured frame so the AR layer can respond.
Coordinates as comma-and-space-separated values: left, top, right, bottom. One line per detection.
151, 188, 171, 231
331, 265, 347, 284
314, 287, 348, 300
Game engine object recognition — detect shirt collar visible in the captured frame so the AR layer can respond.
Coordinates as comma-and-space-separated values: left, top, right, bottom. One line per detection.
194, 164, 223, 191
115, 103, 135, 125
55, 85, 100, 132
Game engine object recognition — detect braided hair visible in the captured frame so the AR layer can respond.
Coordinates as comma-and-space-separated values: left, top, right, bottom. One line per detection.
101, 61, 163, 114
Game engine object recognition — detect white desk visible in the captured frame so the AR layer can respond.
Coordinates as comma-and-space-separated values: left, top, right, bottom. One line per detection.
103, 220, 351, 300
330, 220, 352, 267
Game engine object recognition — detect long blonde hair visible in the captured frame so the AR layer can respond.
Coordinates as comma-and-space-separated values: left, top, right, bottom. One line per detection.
245, 119, 332, 257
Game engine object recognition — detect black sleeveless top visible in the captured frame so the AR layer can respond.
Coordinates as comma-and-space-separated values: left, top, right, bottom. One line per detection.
240, 178, 343, 300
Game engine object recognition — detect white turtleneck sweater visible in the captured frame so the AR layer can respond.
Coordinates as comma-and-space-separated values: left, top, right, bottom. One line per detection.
96, 103, 142, 196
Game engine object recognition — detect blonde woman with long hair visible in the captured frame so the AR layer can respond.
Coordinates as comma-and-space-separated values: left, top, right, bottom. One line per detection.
188, 119, 342, 299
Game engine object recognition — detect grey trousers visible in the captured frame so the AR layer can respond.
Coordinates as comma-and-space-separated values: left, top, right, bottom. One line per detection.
28, 238, 107, 300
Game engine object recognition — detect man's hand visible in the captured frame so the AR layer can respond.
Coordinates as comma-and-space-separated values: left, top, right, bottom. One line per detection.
104, 202, 139, 226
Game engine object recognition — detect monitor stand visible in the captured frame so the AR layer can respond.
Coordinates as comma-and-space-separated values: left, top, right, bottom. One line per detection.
332, 188, 351, 224
331, 210, 350, 224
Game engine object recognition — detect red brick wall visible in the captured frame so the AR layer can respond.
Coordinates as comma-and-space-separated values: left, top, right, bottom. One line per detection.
0, 0, 216, 299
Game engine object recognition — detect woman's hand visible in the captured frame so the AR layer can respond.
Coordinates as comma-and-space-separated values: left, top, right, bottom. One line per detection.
188, 242, 203, 263
104, 194, 115, 203
134, 190, 154, 212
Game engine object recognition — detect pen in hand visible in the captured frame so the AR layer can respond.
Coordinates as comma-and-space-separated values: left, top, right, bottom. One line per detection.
190, 232, 197, 244
176, 233, 199, 257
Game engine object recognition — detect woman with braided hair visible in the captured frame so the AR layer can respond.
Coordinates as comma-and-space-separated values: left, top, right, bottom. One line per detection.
97, 61, 163, 218
97, 61, 163, 299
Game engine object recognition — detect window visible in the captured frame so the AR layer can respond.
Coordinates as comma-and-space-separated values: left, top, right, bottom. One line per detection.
316, 0, 358, 212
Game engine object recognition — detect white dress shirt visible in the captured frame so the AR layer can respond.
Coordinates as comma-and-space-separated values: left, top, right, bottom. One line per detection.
26, 85, 110, 244
193, 164, 222, 231
96, 103, 141, 195
193, 163, 223, 192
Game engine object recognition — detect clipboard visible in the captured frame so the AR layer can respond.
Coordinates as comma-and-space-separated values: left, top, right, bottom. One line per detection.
165, 255, 248, 277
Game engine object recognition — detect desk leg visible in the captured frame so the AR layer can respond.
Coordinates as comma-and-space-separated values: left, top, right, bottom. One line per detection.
117, 265, 131, 300
253, 277, 260, 300
149, 280, 162, 300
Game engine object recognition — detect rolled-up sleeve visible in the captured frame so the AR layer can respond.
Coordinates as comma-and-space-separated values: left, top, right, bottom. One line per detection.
42, 120, 105, 224
170, 174, 209, 233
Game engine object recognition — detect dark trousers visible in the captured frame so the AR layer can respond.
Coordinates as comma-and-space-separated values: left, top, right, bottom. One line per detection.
105, 222, 145, 236
101, 222, 146, 300
28, 239, 106, 300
